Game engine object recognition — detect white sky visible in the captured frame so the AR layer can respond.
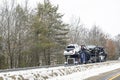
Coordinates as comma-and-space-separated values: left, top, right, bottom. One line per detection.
49, 0, 120, 37
3, 0, 120, 37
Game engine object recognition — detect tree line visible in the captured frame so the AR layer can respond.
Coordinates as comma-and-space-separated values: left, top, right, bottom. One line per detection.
68, 18, 120, 61
0, 0, 119, 69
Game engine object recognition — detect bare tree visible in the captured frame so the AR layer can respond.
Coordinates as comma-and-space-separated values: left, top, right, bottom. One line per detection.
106, 39, 116, 59
68, 18, 89, 45
0, 0, 31, 68
115, 34, 120, 58
88, 25, 107, 46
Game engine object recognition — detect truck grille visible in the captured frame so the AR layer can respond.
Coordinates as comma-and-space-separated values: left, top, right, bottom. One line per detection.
67, 58, 75, 64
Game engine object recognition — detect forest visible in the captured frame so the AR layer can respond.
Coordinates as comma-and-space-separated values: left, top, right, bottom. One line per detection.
0, 0, 120, 69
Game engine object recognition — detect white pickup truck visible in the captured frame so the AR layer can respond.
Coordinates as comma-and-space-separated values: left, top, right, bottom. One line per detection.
63, 44, 80, 55
63, 44, 81, 64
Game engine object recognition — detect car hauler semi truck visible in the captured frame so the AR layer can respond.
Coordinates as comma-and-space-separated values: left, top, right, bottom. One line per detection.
64, 44, 107, 64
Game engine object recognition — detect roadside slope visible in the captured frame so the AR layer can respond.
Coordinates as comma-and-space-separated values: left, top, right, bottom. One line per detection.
0, 61, 120, 80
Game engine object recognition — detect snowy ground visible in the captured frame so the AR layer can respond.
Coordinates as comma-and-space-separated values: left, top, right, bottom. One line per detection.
0, 61, 120, 80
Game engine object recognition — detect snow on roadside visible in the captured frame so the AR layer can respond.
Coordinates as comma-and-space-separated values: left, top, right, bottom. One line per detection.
48, 62, 120, 80
0, 61, 120, 80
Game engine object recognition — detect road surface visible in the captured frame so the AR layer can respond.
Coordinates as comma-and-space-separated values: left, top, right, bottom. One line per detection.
85, 68, 120, 80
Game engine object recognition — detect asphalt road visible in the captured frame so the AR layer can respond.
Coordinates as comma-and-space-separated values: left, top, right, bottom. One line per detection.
85, 68, 120, 80
109, 74, 120, 80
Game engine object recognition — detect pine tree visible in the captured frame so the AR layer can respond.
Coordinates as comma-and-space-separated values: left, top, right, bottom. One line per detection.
31, 0, 69, 65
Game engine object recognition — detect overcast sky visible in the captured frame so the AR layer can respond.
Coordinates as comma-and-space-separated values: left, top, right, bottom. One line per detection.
16, 0, 120, 37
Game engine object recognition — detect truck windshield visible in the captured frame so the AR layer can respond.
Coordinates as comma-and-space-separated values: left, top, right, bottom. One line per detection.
67, 46, 75, 48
